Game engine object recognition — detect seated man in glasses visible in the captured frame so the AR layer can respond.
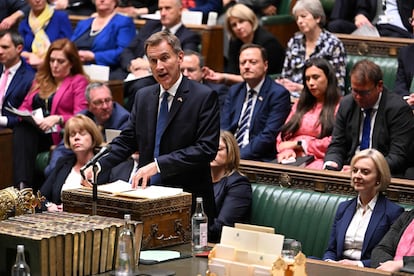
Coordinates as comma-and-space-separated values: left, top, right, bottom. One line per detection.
323, 59, 414, 179
44, 82, 130, 177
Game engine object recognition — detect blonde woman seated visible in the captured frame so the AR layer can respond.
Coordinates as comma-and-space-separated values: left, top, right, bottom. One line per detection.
276, 58, 341, 169
323, 149, 404, 267
210, 130, 252, 242
40, 114, 110, 211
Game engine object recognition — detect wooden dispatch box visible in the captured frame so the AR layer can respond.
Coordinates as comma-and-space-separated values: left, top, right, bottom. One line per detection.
62, 188, 192, 249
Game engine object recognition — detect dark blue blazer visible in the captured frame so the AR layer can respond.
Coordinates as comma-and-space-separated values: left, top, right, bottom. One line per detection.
40, 155, 110, 206
99, 76, 220, 221
71, 14, 136, 69
221, 76, 291, 161
1, 60, 35, 128
394, 44, 414, 97
109, 158, 135, 183
323, 194, 404, 267
0, 0, 29, 22
204, 81, 228, 114
119, 20, 200, 72
210, 171, 252, 243
19, 10, 73, 53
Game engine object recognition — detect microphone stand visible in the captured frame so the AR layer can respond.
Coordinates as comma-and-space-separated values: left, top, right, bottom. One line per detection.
92, 162, 100, 216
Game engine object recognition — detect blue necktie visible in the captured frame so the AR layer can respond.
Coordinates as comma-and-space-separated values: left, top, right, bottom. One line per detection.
154, 91, 169, 157
235, 89, 254, 147
360, 108, 373, 150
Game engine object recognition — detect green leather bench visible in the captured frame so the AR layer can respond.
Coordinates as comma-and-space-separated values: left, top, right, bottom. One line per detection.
250, 183, 413, 259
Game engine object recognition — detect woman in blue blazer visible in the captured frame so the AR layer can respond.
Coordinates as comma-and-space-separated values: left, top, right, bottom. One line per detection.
71, 0, 136, 80
323, 149, 404, 267
210, 130, 252, 242
19, 0, 72, 68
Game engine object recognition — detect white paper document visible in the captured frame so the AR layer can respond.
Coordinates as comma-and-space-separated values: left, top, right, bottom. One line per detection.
97, 180, 183, 199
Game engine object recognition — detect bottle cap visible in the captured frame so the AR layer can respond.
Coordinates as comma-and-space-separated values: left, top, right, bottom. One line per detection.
17, 245, 24, 253
124, 214, 131, 220
196, 197, 202, 202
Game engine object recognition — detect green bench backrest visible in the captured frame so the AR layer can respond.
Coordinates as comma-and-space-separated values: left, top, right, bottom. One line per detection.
251, 183, 353, 258
345, 55, 398, 93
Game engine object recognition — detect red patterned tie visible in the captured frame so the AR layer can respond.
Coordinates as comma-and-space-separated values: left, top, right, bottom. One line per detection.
394, 218, 414, 260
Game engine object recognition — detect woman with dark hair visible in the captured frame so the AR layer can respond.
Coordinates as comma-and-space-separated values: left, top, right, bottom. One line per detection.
19, 0, 72, 68
323, 149, 404, 267
276, 58, 341, 169
13, 38, 89, 190
210, 130, 252, 242
40, 114, 109, 211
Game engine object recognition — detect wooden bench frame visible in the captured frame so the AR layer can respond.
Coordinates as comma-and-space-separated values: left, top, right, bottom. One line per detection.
69, 15, 224, 72
240, 160, 414, 205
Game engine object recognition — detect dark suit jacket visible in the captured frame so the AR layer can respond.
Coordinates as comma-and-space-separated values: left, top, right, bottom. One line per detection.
227, 26, 284, 75
1, 60, 35, 128
371, 210, 414, 268
221, 76, 291, 161
119, 20, 200, 72
19, 10, 73, 53
203, 81, 228, 114
99, 76, 220, 221
324, 89, 414, 176
188, 0, 222, 22
210, 171, 252, 243
0, 0, 29, 22
109, 158, 135, 183
323, 194, 404, 267
394, 44, 414, 97
40, 155, 110, 206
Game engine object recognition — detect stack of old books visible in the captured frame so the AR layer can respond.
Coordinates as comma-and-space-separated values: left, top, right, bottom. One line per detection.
0, 212, 143, 275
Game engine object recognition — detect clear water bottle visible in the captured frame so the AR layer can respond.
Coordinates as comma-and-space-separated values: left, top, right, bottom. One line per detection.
115, 214, 135, 276
192, 197, 208, 254
11, 245, 31, 276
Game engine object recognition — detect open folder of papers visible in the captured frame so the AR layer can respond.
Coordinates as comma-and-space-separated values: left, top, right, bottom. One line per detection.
96, 180, 183, 199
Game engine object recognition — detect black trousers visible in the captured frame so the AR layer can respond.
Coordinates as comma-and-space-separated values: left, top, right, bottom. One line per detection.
13, 122, 53, 191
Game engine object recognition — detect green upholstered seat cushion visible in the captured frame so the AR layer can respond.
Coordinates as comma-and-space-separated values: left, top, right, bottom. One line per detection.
250, 183, 352, 258
35, 151, 50, 176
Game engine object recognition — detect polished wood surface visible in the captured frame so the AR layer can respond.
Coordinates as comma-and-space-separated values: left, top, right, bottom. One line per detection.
0, 129, 13, 189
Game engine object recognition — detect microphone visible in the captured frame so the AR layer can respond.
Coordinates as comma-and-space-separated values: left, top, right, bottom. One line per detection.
81, 145, 112, 172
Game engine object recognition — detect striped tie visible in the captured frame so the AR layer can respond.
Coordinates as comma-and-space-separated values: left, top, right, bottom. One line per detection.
235, 89, 255, 147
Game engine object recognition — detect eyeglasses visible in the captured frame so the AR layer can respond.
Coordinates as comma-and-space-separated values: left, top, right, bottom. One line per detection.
92, 97, 112, 107
409, 17, 413, 24
348, 86, 376, 97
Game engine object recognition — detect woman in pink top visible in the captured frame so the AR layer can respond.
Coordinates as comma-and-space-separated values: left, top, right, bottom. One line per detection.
276, 58, 341, 169
13, 38, 89, 190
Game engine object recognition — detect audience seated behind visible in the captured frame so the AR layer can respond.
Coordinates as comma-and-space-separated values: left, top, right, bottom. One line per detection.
13, 38, 89, 191
52, 0, 96, 16
0, 0, 29, 31
323, 149, 404, 267
276, 0, 347, 95
118, 0, 200, 80
236, 0, 280, 17
182, 0, 222, 24
276, 58, 341, 169
44, 82, 130, 177
221, 44, 291, 162
0, 30, 35, 129
71, 0, 136, 80
181, 50, 228, 114
324, 59, 414, 179
209, 130, 252, 242
19, 0, 73, 69
204, 3, 284, 86
371, 208, 414, 272
394, 9, 414, 106
116, 0, 159, 18
40, 114, 110, 212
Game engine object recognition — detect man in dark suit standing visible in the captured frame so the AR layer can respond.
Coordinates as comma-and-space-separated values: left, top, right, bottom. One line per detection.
0, 29, 34, 129
118, 0, 200, 79
324, 59, 414, 177
221, 43, 290, 161
96, 31, 220, 221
